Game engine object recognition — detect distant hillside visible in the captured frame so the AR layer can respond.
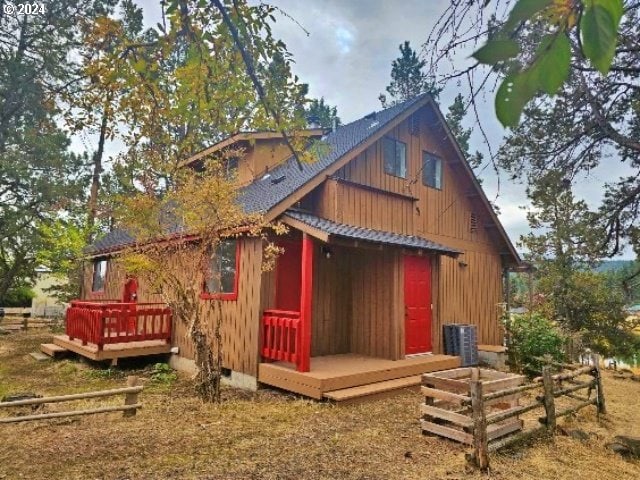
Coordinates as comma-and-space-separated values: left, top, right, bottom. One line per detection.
595, 260, 635, 273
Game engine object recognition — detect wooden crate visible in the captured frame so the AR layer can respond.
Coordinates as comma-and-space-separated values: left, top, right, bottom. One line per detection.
420, 368, 526, 445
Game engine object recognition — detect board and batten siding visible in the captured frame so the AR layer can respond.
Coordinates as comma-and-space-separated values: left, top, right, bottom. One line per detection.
259, 239, 405, 361
311, 109, 507, 350
82, 237, 264, 376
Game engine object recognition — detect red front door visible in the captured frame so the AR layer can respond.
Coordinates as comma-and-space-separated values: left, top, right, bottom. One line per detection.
404, 255, 432, 355
275, 239, 302, 312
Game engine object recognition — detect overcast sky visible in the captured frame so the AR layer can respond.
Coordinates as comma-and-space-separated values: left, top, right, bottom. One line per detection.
128, 0, 632, 259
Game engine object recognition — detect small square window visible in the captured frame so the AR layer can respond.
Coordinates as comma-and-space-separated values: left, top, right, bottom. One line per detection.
224, 157, 239, 179
383, 137, 407, 178
203, 239, 239, 300
422, 152, 443, 189
91, 259, 108, 292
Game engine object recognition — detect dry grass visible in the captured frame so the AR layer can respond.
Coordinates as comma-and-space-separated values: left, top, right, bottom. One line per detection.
1, 331, 639, 480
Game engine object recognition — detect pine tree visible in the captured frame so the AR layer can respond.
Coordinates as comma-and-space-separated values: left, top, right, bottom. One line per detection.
305, 98, 341, 129
445, 94, 483, 169
380, 41, 441, 107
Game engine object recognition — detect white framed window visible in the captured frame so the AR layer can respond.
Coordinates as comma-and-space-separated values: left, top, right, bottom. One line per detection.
383, 137, 407, 178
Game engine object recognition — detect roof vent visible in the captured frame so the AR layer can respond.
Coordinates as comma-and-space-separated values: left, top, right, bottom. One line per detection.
364, 111, 377, 120
271, 174, 286, 185
470, 212, 478, 233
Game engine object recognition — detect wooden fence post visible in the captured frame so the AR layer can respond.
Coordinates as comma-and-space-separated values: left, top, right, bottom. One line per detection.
591, 354, 607, 415
123, 376, 140, 417
541, 366, 556, 433
470, 379, 489, 471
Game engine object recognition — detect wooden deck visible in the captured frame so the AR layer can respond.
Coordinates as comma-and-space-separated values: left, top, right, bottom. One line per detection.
51, 335, 171, 363
258, 353, 461, 400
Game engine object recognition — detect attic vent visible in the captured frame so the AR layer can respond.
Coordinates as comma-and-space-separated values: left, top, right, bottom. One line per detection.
470, 212, 478, 233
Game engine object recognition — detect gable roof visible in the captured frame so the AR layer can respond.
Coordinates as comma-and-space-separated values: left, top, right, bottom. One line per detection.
87, 95, 428, 255
87, 93, 520, 265
283, 210, 461, 255
181, 128, 326, 168
237, 94, 428, 215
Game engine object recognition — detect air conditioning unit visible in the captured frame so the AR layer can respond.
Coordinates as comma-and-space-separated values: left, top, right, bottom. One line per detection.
443, 324, 478, 367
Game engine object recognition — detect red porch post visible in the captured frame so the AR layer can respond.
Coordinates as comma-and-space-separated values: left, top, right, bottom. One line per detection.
298, 233, 313, 372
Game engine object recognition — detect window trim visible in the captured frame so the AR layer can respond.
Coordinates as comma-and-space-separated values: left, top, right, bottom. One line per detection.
200, 239, 241, 301
383, 136, 407, 179
90, 258, 109, 295
421, 150, 443, 190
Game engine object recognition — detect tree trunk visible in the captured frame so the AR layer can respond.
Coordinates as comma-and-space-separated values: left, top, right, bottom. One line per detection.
86, 107, 109, 240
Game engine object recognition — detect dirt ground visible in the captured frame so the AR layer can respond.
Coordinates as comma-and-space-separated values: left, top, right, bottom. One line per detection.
1, 331, 639, 480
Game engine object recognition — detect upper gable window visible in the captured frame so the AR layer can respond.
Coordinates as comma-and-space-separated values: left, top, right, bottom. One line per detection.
202, 239, 240, 301
91, 259, 108, 292
422, 151, 443, 190
224, 157, 239, 179
383, 137, 407, 178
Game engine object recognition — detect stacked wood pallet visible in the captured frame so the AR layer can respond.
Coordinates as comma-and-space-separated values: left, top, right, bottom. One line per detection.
422, 358, 607, 471
421, 368, 526, 445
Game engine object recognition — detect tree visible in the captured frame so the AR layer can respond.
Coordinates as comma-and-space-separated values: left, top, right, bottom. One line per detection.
63, 0, 145, 237
519, 171, 638, 357
603, 260, 640, 305
93, 0, 309, 402
445, 93, 483, 170
427, 0, 626, 127
379, 41, 441, 107
427, 2, 640, 283
0, 1, 108, 302
304, 97, 341, 129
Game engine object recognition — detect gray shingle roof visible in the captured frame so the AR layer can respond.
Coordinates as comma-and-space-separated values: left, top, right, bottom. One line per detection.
86, 229, 133, 254
87, 94, 429, 255
284, 210, 461, 255
237, 94, 429, 214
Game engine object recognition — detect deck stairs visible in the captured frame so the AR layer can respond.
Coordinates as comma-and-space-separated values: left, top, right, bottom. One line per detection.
323, 375, 422, 404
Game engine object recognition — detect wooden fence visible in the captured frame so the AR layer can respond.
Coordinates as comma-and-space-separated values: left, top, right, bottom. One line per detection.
66, 301, 172, 349
0, 377, 143, 424
261, 309, 301, 365
0, 316, 57, 332
421, 356, 606, 471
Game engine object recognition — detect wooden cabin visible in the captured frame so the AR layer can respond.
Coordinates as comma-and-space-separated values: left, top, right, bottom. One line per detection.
55, 94, 520, 402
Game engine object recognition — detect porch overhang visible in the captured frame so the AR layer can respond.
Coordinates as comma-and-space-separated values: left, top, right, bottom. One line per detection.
281, 210, 461, 257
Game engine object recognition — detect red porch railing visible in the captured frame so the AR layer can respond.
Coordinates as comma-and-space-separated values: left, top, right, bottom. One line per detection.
66, 301, 172, 350
261, 310, 301, 365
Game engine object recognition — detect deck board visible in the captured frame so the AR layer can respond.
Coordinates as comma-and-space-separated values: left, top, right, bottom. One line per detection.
259, 353, 460, 399
52, 335, 171, 361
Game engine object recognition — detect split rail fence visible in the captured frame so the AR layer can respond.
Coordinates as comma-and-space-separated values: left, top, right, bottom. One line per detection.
0, 376, 143, 424
0, 316, 56, 332
421, 356, 606, 471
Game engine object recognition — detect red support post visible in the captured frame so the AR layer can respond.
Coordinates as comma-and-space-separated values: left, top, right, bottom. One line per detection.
298, 233, 313, 372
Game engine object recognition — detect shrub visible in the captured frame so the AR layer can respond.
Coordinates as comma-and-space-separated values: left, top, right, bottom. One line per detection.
507, 313, 566, 375
2, 286, 35, 307
150, 363, 177, 384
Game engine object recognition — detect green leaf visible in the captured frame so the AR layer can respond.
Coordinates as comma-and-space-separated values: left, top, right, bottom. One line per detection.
165, 1, 178, 14
504, 0, 553, 30
132, 59, 147, 74
534, 34, 571, 95
581, 4, 619, 74
495, 72, 536, 127
593, 0, 623, 25
472, 39, 520, 64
